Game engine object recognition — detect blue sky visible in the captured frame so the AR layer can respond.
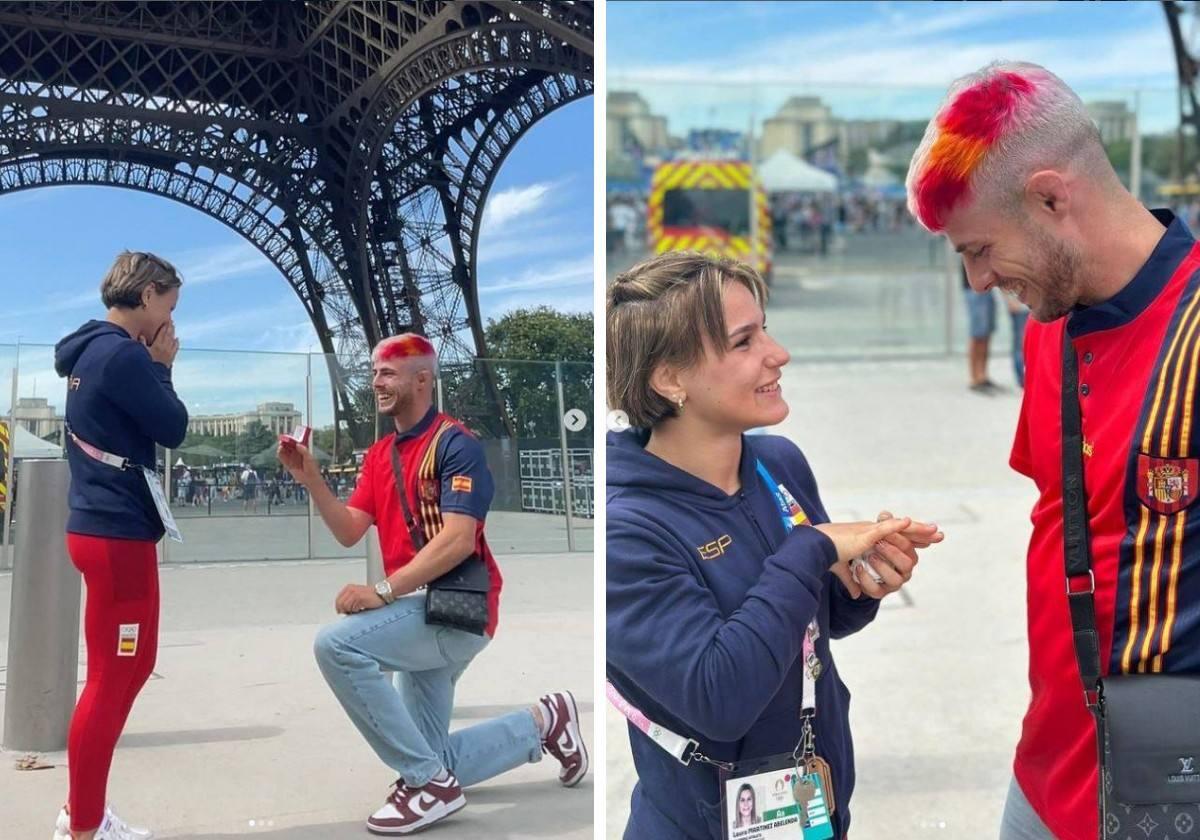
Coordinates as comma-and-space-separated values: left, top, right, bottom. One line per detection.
0, 96, 593, 357
609, 1, 1181, 134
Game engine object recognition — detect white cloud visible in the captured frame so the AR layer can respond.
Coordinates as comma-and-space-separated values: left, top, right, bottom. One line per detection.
477, 231, 594, 267
173, 242, 275, 287
477, 255, 593, 295
481, 182, 555, 232
174, 299, 307, 345
249, 320, 322, 354
0, 243, 279, 332
612, 5, 1175, 93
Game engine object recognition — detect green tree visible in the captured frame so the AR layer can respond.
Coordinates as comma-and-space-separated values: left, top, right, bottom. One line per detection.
485, 307, 593, 363
233, 421, 275, 463
443, 308, 594, 439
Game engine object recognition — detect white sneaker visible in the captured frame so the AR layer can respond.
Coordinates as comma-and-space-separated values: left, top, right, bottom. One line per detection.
98, 806, 154, 840
56, 805, 153, 840
52, 807, 70, 840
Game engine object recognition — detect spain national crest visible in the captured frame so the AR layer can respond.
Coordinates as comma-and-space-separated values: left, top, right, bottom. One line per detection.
418, 479, 439, 503
1137, 454, 1200, 515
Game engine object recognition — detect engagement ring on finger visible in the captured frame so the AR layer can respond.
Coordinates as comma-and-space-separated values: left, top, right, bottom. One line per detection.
852, 554, 885, 585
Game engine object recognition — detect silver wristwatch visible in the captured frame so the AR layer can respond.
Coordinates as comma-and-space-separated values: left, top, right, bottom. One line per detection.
374, 579, 395, 604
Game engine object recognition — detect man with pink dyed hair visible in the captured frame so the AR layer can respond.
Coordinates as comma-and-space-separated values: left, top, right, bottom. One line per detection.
909, 62, 1200, 840
277, 332, 587, 835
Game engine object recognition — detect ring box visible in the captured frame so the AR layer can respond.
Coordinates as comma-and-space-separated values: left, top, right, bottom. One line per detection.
279, 424, 313, 449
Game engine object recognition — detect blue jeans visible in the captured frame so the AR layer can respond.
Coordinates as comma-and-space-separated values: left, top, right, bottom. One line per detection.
965, 287, 997, 338
1010, 308, 1029, 388
313, 594, 543, 788
999, 776, 1055, 839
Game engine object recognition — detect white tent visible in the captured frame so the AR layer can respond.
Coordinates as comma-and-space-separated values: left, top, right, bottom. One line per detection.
758, 149, 838, 194
11, 425, 62, 459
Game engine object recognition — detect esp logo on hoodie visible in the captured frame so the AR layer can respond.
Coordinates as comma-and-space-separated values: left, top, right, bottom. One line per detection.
697, 534, 732, 560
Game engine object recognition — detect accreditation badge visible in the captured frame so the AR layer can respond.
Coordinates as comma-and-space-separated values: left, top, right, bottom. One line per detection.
721, 753, 834, 840
141, 467, 183, 543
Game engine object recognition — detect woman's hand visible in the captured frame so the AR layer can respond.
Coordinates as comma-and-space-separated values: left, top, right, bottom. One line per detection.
141, 320, 179, 368
845, 511, 943, 599
813, 516, 914, 565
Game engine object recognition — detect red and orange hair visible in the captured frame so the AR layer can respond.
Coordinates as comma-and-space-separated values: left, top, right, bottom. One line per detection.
372, 333, 437, 364
906, 63, 1099, 233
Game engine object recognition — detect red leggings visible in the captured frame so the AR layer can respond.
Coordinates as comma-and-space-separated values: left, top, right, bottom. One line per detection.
66, 533, 159, 832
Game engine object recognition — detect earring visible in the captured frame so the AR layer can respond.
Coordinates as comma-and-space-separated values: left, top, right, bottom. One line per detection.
675, 394, 686, 410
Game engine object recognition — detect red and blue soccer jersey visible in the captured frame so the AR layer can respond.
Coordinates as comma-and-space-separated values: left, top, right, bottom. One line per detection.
1011, 211, 1200, 839
348, 406, 503, 636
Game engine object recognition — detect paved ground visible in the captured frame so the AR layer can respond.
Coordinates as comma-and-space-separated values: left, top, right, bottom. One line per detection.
1, 552, 593, 839
605, 353, 1039, 839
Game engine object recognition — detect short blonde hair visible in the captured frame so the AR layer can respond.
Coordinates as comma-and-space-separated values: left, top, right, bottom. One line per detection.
607, 251, 768, 429
100, 251, 183, 309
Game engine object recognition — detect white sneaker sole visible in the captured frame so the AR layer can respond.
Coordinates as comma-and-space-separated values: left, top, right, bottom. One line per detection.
559, 690, 589, 788
366, 794, 466, 835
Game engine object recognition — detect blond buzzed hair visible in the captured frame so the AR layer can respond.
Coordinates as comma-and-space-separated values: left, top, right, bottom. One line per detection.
607, 251, 768, 429
99, 251, 183, 309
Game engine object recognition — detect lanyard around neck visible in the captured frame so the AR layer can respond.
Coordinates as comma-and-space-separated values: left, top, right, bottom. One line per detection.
755, 459, 821, 723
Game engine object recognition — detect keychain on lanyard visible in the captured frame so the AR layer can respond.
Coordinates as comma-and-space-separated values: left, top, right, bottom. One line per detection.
755, 460, 837, 816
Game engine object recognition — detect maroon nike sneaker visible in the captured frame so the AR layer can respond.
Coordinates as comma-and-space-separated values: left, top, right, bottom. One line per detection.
366, 772, 465, 835
540, 690, 589, 787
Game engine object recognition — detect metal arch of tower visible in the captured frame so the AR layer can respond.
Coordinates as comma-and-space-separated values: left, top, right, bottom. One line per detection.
1164, 1, 1200, 179
320, 2, 594, 362
0, 0, 594, 392
364, 68, 593, 364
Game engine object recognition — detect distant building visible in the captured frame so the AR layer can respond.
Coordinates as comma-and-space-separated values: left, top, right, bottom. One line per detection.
188, 401, 301, 437
1087, 100, 1137, 145
607, 91, 671, 156
760, 97, 907, 170
13, 396, 62, 440
761, 97, 839, 162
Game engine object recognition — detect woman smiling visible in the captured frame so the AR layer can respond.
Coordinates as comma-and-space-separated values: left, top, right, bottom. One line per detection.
606, 251, 943, 839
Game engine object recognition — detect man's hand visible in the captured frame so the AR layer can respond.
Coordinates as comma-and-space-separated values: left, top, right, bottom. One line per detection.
278, 442, 321, 486
335, 583, 385, 615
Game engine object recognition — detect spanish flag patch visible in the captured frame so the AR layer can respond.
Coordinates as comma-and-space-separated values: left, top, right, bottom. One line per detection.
451, 475, 473, 493
117, 623, 139, 657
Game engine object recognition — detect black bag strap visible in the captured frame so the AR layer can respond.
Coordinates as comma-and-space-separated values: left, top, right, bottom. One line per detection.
1061, 327, 1103, 708
389, 439, 427, 551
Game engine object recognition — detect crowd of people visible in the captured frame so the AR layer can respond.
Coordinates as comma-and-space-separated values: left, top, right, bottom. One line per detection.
168, 464, 374, 510
606, 190, 921, 258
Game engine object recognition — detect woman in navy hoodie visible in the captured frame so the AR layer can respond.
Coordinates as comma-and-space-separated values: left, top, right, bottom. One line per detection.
606, 251, 943, 839
52, 252, 187, 840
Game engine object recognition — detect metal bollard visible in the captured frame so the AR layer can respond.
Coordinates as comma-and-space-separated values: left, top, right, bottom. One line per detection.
365, 524, 384, 584
3, 459, 79, 752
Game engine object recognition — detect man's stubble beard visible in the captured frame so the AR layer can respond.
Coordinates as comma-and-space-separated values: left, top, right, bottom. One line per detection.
378, 388, 414, 418
1026, 224, 1085, 323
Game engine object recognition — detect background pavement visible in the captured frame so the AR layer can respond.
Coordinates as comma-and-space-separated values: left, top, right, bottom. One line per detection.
1, 551, 593, 839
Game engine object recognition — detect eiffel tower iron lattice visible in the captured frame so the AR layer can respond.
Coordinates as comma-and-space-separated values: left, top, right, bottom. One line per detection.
0, 0, 593, 443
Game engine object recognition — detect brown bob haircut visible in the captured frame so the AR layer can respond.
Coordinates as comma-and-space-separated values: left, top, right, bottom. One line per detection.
100, 251, 183, 310
607, 250, 769, 429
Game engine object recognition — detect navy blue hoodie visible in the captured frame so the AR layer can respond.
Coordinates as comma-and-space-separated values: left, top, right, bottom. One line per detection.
54, 320, 188, 541
606, 429, 880, 840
